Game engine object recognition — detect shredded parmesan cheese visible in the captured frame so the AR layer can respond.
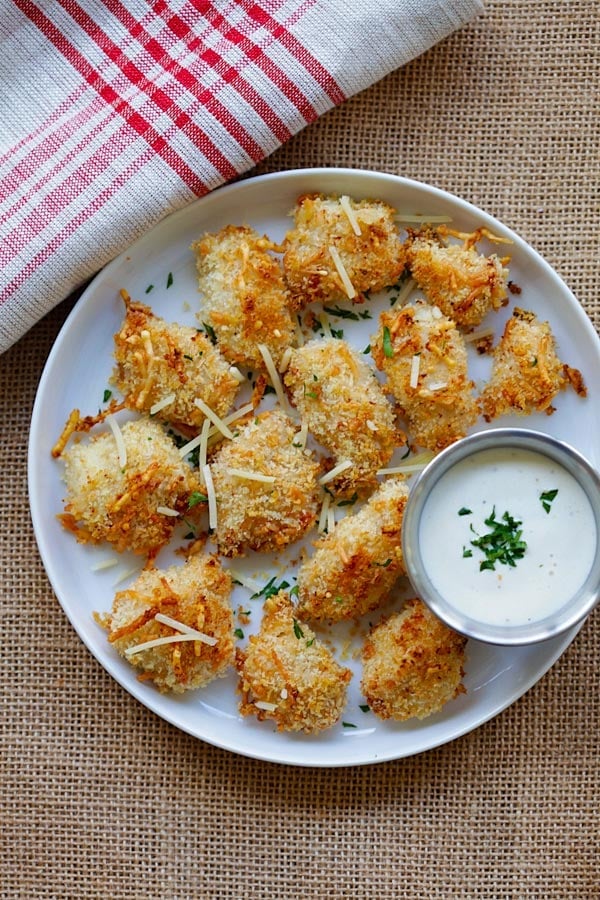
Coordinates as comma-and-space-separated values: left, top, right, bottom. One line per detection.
366, 419, 378, 432
255, 700, 278, 712
225, 569, 262, 593
278, 346, 293, 374
154, 613, 216, 644
318, 491, 331, 533
257, 343, 289, 412
207, 403, 254, 441
125, 632, 216, 656
202, 464, 218, 531
193, 397, 234, 439
327, 504, 336, 535
409, 354, 421, 389
396, 277, 417, 307
198, 417, 210, 470
318, 311, 332, 337
149, 393, 176, 416
91, 556, 119, 572
378, 452, 434, 476
229, 366, 246, 384
464, 327, 495, 343
112, 566, 141, 586
280, 688, 288, 700
319, 459, 353, 485
178, 432, 203, 460
328, 245, 357, 299
225, 468, 276, 484
339, 195, 362, 235
106, 413, 127, 468
427, 381, 448, 392
156, 505, 180, 517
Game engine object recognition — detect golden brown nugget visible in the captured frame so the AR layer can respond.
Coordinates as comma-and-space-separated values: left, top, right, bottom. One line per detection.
361, 598, 467, 721
101, 554, 234, 693
284, 337, 400, 497
371, 301, 478, 452
480, 307, 586, 421
192, 224, 296, 370
283, 193, 405, 308
236, 592, 352, 733
113, 293, 240, 432
207, 409, 320, 557
58, 417, 204, 559
297, 478, 409, 622
404, 225, 510, 329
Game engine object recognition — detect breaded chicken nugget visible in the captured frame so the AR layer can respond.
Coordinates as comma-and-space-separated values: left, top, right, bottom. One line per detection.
192, 225, 296, 370
371, 301, 478, 452
297, 478, 409, 622
404, 225, 510, 329
207, 409, 320, 557
58, 417, 204, 558
113, 293, 240, 432
284, 337, 400, 497
102, 553, 234, 693
361, 598, 467, 721
236, 591, 352, 733
480, 307, 586, 421
283, 193, 405, 309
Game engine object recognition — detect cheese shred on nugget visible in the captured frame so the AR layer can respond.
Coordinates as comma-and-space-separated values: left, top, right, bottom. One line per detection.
113, 293, 240, 431
206, 409, 320, 557
480, 307, 586, 421
297, 478, 409, 622
361, 598, 467, 721
284, 337, 400, 497
101, 554, 234, 693
192, 225, 296, 370
58, 417, 204, 558
236, 592, 352, 734
371, 301, 478, 451
283, 193, 405, 308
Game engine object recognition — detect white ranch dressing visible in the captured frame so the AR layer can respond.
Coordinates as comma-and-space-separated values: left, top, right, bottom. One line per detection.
419, 447, 597, 627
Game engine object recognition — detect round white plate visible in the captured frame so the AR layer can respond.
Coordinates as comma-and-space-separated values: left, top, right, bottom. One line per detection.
29, 169, 600, 767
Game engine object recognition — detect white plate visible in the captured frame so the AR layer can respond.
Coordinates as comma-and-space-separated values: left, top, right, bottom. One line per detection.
29, 169, 600, 767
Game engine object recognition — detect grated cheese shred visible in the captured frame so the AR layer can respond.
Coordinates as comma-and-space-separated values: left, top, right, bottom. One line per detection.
156, 505, 180, 517
319, 459, 353, 485
225, 468, 276, 484
257, 343, 289, 412
339, 195, 362, 235
149, 393, 176, 416
202, 463, 218, 531
193, 397, 234, 439
255, 700, 278, 712
409, 354, 421, 389
125, 632, 216, 656
154, 612, 217, 644
106, 413, 127, 468
328, 246, 356, 299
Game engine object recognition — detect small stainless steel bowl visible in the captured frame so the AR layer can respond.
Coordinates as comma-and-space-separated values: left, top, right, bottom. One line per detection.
401, 428, 600, 645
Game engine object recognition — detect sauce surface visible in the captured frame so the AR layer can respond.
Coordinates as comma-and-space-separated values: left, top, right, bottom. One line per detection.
419, 447, 597, 627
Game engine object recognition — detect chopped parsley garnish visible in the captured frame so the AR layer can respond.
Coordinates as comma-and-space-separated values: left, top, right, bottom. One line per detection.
166, 272, 174, 288
359, 704, 370, 713
359, 309, 372, 320
305, 638, 314, 648
323, 304, 361, 320
202, 322, 217, 344
145, 284, 154, 294
292, 618, 304, 640
468, 507, 527, 571
362, 344, 371, 354
458, 507, 472, 516
342, 721, 357, 728
251, 576, 290, 601
540, 489, 558, 514
462, 547, 473, 558
337, 493, 358, 507
289, 584, 299, 598
373, 558, 392, 568
103, 389, 112, 403
382, 326, 394, 358
263, 384, 276, 395
188, 491, 208, 508
234, 628, 244, 640
331, 327, 344, 339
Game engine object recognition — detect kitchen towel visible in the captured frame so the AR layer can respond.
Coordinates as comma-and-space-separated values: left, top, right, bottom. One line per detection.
0, 0, 484, 353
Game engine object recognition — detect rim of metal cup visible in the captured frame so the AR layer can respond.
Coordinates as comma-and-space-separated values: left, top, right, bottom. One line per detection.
401, 428, 600, 646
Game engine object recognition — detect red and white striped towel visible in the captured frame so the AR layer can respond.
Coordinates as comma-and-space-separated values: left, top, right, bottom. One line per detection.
0, 0, 483, 353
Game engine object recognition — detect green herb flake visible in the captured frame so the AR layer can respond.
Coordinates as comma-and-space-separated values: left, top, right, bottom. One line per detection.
338, 493, 358, 508
234, 628, 244, 640
103, 389, 112, 403
289, 584, 299, 598
331, 327, 344, 339
382, 325, 394, 359
540, 489, 558, 514
373, 558, 392, 568
359, 704, 370, 713
342, 721, 357, 728
323, 305, 361, 321
188, 491, 208, 508
183, 354, 193, 361
202, 322, 217, 344
469, 507, 527, 571
166, 272, 174, 289
251, 577, 290, 601
292, 618, 304, 640
462, 547, 473, 558
458, 507, 472, 516
145, 284, 154, 294
305, 638, 314, 648
362, 344, 371, 355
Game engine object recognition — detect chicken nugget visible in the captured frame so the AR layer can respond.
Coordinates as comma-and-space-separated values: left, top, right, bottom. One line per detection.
113, 293, 240, 431
58, 416, 204, 558
283, 193, 404, 308
101, 553, 234, 693
404, 225, 509, 329
236, 591, 352, 733
361, 598, 467, 721
297, 478, 409, 621
284, 337, 400, 497
479, 307, 586, 421
371, 301, 478, 451
192, 225, 296, 370
206, 409, 320, 557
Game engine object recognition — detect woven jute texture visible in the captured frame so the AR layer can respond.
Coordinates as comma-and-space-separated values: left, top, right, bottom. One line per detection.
2, 2, 599, 898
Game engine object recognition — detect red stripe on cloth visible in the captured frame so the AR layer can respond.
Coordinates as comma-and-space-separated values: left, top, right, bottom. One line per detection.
153, 1, 293, 144
0, 84, 87, 168
13, 0, 211, 195
92, 0, 267, 163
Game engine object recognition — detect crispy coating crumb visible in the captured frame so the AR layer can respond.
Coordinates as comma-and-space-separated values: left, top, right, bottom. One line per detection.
113, 294, 240, 431
361, 598, 467, 721
283, 193, 405, 308
236, 591, 352, 733
102, 554, 234, 693
59, 417, 203, 558
404, 226, 509, 329
297, 478, 409, 621
480, 307, 586, 421
208, 409, 320, 557
284, 337, 400, 496
192, 225, 296, 370
371, 301, 479, 451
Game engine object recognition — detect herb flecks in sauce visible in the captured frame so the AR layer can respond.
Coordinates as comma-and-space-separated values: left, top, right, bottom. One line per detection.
468, 507, 527, 572
540, 489, 559, 514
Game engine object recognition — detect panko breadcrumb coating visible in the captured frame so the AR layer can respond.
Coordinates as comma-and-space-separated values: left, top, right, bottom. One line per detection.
371, 301, 478, 452
113, 293, 240, 432
361, 598, 467, 721
207, 409, 321, 557
297, 478, 409, 622
283, 193, 405, 309
58, 417, 204, 558
192, 225, 296, 370
101, 553, 234, 693
236, 591, 352, 733
480, 307, 586, 421
284, 337, 400, 497
404, 225, 510, 329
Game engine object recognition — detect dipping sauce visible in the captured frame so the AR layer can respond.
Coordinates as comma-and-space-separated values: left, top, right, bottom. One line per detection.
418, 447, 598, 628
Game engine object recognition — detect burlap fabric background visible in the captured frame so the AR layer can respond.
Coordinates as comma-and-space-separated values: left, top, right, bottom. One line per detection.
3, 1, 598, 897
